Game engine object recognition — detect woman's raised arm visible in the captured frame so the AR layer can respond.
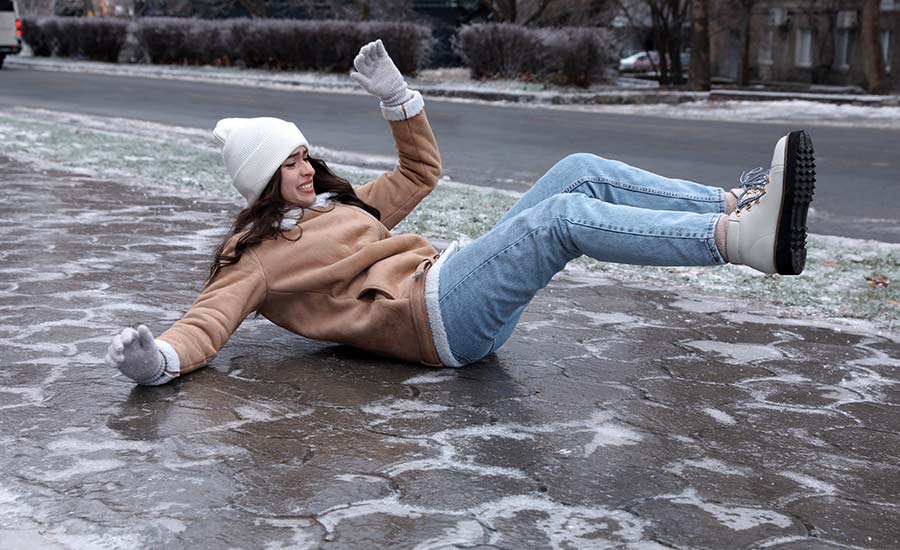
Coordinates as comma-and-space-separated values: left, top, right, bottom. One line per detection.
349, 39, 442, 229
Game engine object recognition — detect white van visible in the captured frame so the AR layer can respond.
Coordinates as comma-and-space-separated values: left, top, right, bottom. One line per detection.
0, 0, 21, 69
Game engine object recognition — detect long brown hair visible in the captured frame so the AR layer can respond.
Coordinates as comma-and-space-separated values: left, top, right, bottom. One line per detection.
206, 156, 380, 284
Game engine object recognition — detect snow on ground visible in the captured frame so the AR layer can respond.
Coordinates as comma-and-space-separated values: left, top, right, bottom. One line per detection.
544, 99, 900, 130
9, 56, 900, 130
0, 106, 897, 333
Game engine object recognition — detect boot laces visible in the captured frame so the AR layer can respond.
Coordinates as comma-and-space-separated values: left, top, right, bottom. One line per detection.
735, 167, 769, 212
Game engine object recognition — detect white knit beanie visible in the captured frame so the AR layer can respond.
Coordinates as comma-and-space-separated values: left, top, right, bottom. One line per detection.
212, 117, 309, 205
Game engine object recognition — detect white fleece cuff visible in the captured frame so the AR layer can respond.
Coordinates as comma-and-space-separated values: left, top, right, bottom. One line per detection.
380, 90, 424, 121
155, 339, 181, 376
423, 241, 465, 368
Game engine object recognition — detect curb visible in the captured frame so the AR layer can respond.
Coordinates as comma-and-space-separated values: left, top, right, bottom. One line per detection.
6, 55, 900, 107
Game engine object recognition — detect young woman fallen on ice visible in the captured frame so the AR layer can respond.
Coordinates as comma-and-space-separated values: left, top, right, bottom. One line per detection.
105, 40, 816, 386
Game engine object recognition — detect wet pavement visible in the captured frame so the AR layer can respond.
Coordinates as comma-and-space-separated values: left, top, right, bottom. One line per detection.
1, 157, 899, 549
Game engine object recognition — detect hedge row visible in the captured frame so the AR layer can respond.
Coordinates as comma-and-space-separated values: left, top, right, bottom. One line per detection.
21, 17, 128, 62
21, 17, 432, 74
455, 24, 613, 87
21, 18, 613, 86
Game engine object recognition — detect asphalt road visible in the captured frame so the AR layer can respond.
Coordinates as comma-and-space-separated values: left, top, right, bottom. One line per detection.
3, 68, 898, 241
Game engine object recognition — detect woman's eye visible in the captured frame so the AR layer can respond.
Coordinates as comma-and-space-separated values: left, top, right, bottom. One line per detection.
284, 163, 296, 168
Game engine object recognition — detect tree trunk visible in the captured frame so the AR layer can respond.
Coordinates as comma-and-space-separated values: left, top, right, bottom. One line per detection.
738, 2, 752, 86
668, 0, 686, 85
650, 4, 671, 84
688, 0, 710, 90
860, 0, 886, 93
669, 38, 684, 85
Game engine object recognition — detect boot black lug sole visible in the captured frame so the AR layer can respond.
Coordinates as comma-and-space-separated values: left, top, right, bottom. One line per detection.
775, 130, 816, 275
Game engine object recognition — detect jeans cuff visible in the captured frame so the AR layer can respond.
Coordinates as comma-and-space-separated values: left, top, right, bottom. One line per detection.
705, 213, 727, 265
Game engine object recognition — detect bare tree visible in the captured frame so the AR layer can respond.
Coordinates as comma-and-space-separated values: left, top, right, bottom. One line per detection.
860, 0, 887, 93
734, 0, 761, 86
17, 0, 54, 16
688, 0, 710, 90
706, 0, 764, 86
483, 0, 614, 26
616, 0, 689, 85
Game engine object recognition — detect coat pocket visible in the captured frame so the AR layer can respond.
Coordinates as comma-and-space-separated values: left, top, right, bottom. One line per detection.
356, 283, 397, 301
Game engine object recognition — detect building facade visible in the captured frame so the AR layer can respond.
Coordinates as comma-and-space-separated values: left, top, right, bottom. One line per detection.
710, 0, 899, 91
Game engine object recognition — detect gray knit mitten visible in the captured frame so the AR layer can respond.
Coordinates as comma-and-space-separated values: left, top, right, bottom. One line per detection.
349, 39, 415, 108
105, 325, 171, 386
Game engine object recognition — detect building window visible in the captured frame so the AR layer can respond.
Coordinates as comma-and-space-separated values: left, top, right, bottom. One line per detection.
882, 31, 892, 73
834, 29, 850, 68
795, 29, 813, 67
759, 29, 774, 64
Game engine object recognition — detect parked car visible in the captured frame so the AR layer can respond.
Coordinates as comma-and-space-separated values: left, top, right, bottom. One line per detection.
619, 50, 691, 75
0, 0, 20, 69
619, 51, 656, 72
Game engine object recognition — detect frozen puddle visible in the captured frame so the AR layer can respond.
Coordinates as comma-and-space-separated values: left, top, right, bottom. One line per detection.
683, 340, 785, 365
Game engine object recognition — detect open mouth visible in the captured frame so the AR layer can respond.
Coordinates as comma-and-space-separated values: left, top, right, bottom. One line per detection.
297, 181, 314, 193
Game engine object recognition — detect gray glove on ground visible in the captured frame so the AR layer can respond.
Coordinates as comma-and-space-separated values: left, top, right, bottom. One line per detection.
350, 39, 415, 107
105, 325, 171, 386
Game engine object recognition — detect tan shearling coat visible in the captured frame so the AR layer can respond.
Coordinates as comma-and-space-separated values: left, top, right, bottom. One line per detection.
158, 110, 443, 374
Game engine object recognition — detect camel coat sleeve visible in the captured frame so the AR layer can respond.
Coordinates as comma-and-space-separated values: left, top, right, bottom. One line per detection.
158, 249, 267, 375
354, 110, 442, 230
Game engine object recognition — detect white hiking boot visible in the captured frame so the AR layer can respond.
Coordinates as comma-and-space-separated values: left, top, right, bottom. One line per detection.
726, 130, 816, 275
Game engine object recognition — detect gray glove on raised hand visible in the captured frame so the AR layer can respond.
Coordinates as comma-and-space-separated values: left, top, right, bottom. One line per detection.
350, 39, 415, 108
105, 325, 173, 386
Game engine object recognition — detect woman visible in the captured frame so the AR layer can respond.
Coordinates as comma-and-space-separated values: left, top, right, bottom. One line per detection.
105, 40, 816, 385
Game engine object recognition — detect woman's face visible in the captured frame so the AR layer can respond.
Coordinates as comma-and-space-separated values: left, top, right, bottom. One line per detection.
279, 146, 317, 208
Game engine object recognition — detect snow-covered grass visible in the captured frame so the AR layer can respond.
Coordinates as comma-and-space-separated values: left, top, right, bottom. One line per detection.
0, 106, 897, 332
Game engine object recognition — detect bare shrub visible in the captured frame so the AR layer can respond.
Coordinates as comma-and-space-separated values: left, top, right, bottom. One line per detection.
136, 18, 200, 65
455, 23, 541, 80
74, 18, 129, 62
21, 17, 52, 56
22, 16, 432, 74
358, 21, 432, 76
540, 27, 611, 87
229, 19, 430, 74
21, 16, 125, 60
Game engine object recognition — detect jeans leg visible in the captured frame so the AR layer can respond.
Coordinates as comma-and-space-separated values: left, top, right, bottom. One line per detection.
439, 193, 725, 364
498, 153, 726, 226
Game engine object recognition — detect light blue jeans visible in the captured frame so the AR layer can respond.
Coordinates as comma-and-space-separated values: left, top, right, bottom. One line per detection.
437, 153, 727, 365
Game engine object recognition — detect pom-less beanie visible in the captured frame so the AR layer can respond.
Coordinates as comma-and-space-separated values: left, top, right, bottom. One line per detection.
212, 117, 309, 206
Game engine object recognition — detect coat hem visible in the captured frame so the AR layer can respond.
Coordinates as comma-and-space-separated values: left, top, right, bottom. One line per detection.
423, 241, 465, 368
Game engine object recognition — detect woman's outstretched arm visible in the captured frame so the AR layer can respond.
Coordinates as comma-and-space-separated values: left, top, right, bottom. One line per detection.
349, 39, 442, 229
105, 248, 267, 385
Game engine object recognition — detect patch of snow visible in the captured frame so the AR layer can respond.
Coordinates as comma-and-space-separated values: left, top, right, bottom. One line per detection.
361, 399, 451, 426
520, 97, 900, 128
665, 489, 794, 531
412, 520, 484, 550
402, 371, 456, 385
702, 408, 737, 426
684, 340, 784, 365
36, 458, 126, 482
316, 494, 649, 549
779, 471, 837, 495
665, 457, 751, 477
